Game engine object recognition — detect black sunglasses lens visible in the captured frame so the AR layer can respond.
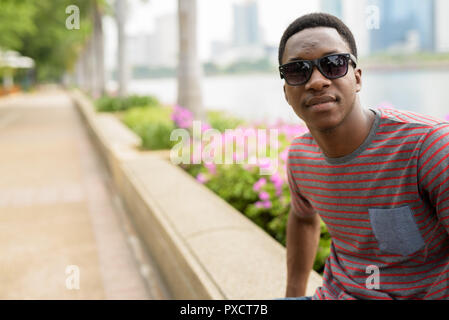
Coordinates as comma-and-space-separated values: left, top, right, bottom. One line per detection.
320, 55, 348, 78
282, 62, 311, 85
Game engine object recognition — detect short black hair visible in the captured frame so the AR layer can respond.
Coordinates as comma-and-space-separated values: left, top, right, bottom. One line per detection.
278, 13, 358, 65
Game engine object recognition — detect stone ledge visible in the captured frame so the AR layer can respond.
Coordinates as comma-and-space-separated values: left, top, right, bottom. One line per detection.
70, 89, 322, 299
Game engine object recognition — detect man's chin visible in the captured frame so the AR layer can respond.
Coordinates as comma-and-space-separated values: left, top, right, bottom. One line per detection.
308, 118, 342, 134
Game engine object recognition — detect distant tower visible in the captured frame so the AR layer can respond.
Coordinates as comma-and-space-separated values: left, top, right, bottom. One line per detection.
232, 0, 261, 47
320, 0, 370, 57
435, 0, 449, 52
369, 0, 435, 53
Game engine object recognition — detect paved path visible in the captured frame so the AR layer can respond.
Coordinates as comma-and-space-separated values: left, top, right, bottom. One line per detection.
0, 89, 167, 299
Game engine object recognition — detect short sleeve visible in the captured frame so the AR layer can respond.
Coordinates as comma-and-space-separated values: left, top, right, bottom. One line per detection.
417, 123, 449, 232
286, 147, 317, 218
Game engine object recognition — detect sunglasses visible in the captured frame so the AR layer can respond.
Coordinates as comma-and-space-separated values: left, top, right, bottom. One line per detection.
279, 53, 357, 86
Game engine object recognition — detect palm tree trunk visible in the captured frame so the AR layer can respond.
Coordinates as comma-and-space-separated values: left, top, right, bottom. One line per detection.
84, 37, 94, 94
115, 0, 128, 97
177, 0, 204, 120
93, 1, 105, 97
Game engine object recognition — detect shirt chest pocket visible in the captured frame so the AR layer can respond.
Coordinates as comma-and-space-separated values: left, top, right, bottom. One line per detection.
368, 206, 425, 256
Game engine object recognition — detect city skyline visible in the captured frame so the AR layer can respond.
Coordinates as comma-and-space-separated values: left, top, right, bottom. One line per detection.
104, 0, 449, 72
104, 0, 318, 69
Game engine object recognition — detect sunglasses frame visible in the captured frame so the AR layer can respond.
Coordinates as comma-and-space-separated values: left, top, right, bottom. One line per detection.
279, 53, 358, 86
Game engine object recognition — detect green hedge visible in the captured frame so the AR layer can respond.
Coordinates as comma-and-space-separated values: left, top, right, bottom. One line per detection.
98, 97, 332, 274
182, 162, 330, 274
95, 94, 160, 112
121, 106, 177, 150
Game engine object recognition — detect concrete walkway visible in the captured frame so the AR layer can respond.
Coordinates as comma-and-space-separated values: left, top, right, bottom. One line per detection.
0, 89, 167, 299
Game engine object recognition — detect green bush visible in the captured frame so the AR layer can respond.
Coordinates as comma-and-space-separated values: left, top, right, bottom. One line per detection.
121, 107, 176, 150
207, 110, 245, 132
95, 94, 159, 112
182, 162, 330, 274
120, 102, 332, 274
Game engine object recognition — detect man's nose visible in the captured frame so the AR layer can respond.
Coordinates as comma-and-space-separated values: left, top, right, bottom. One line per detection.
305, 67, 331, 91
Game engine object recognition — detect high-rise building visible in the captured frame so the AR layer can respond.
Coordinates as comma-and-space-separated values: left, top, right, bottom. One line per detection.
435, 0, 449, 52
127, 33, 156, 67
320, 0, 370, 57
210, 0, 265, 66
126, 14, 178, 69
341, 0, 370, 57
368, 0, 435, 53
232, 0, 261, 47
152, 14, 178, 68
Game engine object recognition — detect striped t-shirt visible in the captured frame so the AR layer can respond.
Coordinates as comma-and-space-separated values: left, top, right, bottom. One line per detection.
287, 107, 449, 300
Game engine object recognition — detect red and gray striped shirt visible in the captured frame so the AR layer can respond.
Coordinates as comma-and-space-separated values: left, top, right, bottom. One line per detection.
287, 107, 449, 300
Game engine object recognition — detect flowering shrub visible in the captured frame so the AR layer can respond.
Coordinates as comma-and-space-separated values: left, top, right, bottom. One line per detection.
171, 104, 194, 129
173, 105, 331, 273
120, 102, 332, 273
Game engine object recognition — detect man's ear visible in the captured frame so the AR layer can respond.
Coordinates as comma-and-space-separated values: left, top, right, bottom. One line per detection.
355, 67, 362, 93
283, 84, 289, 104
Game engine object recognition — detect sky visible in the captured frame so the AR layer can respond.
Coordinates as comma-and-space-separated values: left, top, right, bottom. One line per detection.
104, 0, 321, 66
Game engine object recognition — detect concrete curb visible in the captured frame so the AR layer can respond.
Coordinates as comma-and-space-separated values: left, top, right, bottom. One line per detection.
70, 89, 322, 299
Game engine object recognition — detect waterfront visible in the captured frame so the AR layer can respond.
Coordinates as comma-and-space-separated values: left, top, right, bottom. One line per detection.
121, 69, 449, 124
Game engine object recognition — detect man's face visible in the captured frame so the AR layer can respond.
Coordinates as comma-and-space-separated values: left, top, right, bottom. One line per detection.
282, 27, 362, 132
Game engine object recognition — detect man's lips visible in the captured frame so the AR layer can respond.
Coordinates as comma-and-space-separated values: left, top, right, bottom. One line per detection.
306, 95, 337, 107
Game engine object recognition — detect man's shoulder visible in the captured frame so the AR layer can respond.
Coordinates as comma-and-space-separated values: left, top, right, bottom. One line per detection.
287, 131, 320, 161
288, 131, 315, 149
376, 107, 447, 128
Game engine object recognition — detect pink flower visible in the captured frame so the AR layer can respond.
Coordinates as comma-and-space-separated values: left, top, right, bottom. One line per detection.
262, 200, 272, 209
172, 105, 194, 129
280, 148, 289, 162
233, 152, 240, 162
270, 173, 284, 196
255, 200, 272, 209
196, 173, 208, 184
201, 122, 212, 132
253, 178, 266, 192
204, 162, 216, 175
258, 158, 272, 169
270, 172, 283, 186
259, 191, 270, 201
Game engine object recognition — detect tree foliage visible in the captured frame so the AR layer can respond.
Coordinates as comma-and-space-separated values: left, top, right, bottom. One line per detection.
0, 0, 37, 50
0, 0, 102, 82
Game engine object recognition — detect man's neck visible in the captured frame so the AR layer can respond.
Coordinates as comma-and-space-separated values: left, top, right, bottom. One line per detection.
309, 105, 375, 159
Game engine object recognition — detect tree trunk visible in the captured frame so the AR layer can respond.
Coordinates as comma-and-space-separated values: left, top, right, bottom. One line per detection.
177, 0, 204, 120
93, 1, 105, 97
75, 51, 84, 89
115, 0, 128, 97
83, 37, 94, 94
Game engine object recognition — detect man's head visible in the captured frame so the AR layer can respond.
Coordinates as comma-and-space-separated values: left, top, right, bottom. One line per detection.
279, 13, 362, 133
278, 13, 358, 66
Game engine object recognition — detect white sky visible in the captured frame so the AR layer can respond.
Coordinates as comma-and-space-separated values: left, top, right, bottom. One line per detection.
120, 0, 320, 61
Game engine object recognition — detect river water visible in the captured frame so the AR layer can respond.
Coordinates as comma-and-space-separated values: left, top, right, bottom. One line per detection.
122, 69, 449, 124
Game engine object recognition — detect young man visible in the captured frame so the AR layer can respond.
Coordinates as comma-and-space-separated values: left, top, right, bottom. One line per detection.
280, 13, 449, 300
